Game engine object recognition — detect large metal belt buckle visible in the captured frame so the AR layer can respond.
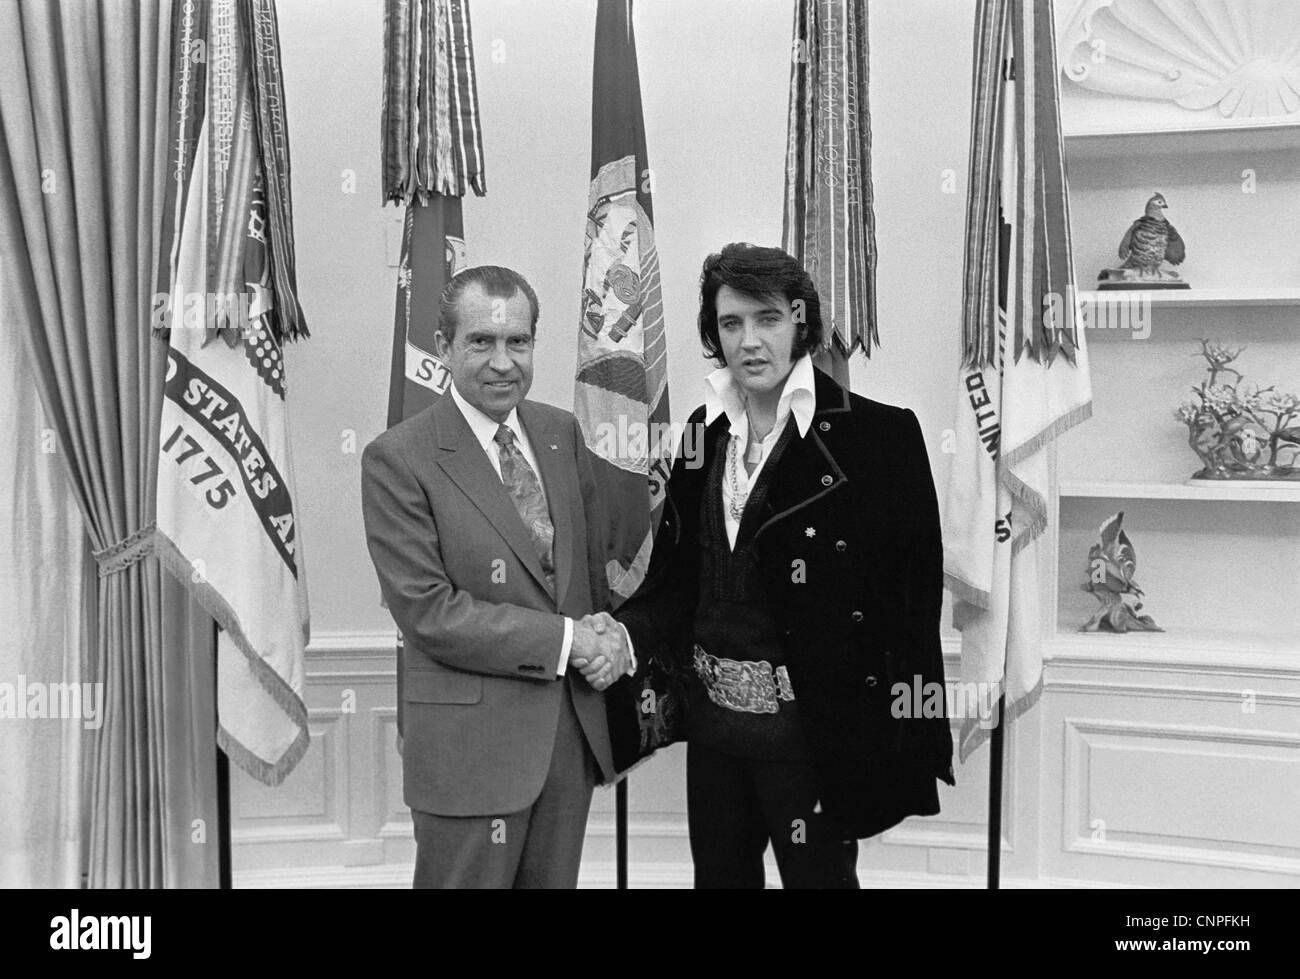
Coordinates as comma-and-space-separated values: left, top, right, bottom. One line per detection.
693, 644, 795, 715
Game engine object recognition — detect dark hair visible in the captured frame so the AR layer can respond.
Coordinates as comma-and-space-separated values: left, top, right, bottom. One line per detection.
437, 265, 540, 341
697, 243, 824, 365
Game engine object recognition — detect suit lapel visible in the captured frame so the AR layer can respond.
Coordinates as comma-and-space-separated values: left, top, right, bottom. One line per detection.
432, 396, 554, 598
519, 402, 574, 609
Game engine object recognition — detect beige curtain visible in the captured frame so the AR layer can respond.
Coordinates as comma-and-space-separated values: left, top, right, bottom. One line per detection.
0, 302, 91, 888
0, 0, 218, 887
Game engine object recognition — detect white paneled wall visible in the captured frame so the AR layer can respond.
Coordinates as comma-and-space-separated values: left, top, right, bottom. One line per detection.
231, 633, 1300, 887
249, 0, 1300, 889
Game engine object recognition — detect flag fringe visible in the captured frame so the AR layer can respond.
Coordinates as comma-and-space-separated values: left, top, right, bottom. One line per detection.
216, 722, 308, 790
153, 529, 310, 786
1000, 400, 1093, 553
1000, 399, 1093, 471
944, 573, 990, 611
956, 669, 1044, 765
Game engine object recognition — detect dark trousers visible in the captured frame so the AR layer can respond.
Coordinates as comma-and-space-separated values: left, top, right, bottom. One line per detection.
687, 740, 860, 889
411, 675, 597, 888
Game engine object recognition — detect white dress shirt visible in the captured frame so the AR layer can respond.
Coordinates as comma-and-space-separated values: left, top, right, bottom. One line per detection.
703, 352, 817, 549
450, 382, 547, 486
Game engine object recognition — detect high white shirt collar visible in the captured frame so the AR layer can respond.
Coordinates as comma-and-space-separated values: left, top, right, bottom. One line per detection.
450, 381, 526, 452
703, 352, 817, 441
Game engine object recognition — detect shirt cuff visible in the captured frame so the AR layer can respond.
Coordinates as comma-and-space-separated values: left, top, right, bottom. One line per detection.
558, 617, 573, 677
618, 622, 637, 676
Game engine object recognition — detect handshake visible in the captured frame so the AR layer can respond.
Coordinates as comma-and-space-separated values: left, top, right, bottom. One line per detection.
569, 612, 634, 692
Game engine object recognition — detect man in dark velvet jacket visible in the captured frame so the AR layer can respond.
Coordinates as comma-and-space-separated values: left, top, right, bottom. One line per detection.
606, 243, 955, 888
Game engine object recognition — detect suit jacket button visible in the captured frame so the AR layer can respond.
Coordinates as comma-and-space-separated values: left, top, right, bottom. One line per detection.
851, 610, 864, 622
835, 539, 847, 552
821, 474, 833, 486
819, 421, 830, 432
865, 675, 878, 687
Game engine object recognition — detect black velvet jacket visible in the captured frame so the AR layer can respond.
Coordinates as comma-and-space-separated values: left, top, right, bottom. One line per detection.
608, 367, 956, 839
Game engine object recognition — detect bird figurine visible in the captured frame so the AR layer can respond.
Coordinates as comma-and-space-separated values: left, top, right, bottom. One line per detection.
1099, 192, 1189, 289
1079, 512, 1162, 633
1228, 426, 1264, 465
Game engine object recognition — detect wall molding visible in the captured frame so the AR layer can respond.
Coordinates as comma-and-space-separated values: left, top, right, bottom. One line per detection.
1045, 637, 1300, 675
306, 630, 397, 657
1046, 679, 1300, 707
1062, 717, 1300, 876
231, 860, 1143, 890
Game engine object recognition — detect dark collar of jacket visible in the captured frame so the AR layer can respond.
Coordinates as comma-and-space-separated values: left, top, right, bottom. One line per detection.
674, 365, 856, 544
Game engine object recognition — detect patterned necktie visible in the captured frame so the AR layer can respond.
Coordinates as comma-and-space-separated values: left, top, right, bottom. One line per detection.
494, 424, 556, 596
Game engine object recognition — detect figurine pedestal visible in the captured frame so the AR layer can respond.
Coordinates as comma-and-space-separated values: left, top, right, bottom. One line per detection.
1096, 280, 1190, 290
1097, 267, 1189, 289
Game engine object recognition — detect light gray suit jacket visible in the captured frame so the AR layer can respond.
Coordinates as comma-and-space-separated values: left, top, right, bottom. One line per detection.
361, 393, 616, 816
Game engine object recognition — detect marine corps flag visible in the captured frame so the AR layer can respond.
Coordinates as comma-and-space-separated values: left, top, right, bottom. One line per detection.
381, 0, 484, 425
386, 198, 469, 426
154, 0, 310, 785
574, 0, 670, 604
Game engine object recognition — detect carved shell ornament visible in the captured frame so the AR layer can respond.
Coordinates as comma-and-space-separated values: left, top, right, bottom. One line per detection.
1059, 0, 1300, 119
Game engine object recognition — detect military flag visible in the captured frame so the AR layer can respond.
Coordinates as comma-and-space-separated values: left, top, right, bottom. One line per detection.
381, 0, 484, 426
943, 0, 1091, 763
153, 0, 310, 785
574, 0, 670, 604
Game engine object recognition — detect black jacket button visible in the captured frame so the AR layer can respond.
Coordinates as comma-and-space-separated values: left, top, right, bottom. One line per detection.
865, 675, 878, 687
819, 421, 830, 432
821, 474, 833, 486
851, 610, 864, 622
835, 539, 847, 552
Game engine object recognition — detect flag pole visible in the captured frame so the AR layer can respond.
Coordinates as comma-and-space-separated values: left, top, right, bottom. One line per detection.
987, 693, 1005, 889
217, 748, 232, 888
616, 781, 628, 888
215, 622, 232, 889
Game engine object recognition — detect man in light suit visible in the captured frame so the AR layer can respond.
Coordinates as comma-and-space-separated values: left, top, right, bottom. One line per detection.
361, 265, 632, 888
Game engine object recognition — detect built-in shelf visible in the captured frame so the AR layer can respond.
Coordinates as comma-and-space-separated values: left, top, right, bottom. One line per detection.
1060, 479, 1300, 503
1063, 120, 1300, 158
1074, 287, 1300, 309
